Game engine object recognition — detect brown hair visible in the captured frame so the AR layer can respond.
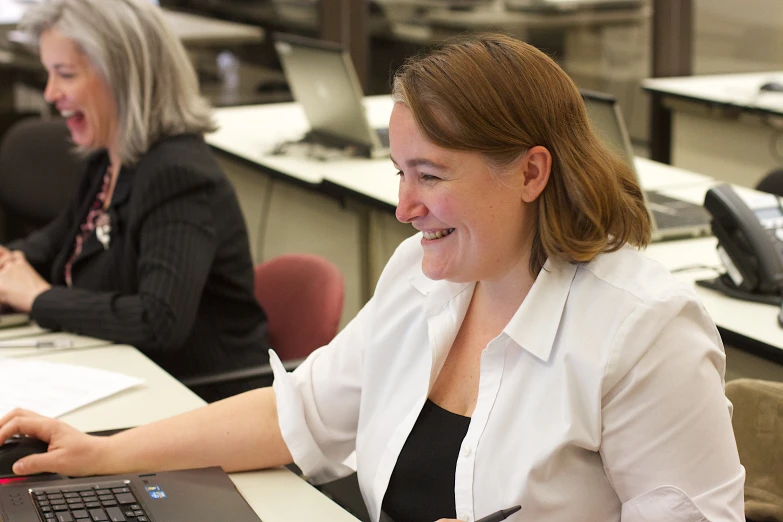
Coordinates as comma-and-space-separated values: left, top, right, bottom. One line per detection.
392, 33, 651, 276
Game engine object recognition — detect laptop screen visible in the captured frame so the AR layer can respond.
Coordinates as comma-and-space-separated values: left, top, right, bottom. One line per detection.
581, 90, 637, 168
273, 33, 379, 151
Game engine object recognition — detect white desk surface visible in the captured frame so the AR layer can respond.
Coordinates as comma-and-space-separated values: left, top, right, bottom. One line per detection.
642, 71, 783, 115
0, 330, 111, 357
420, 2, 649, 30
644, 236, 783, 352
0, 1, 263, 46
0, 322, 48, 340
209, 97, 705, 209
25, 344, 359, 522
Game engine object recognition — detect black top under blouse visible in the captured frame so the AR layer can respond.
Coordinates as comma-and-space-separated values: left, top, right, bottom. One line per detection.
381, 399, 471, 522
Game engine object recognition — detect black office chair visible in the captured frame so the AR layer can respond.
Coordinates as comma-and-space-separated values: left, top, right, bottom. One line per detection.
0, 117, 85, 242
755, 169, 783, 198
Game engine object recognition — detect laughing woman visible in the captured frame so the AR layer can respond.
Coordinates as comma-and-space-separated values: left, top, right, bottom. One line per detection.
0, 0, 269, 401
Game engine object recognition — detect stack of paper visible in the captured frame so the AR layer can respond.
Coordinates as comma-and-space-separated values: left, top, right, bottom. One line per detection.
0, 358, 144, 418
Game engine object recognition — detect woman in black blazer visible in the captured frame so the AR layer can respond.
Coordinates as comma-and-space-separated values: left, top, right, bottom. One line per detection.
0, 0, 269, 401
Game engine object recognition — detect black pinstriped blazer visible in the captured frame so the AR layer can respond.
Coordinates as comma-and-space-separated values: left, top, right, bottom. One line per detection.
8, 134, 270, 383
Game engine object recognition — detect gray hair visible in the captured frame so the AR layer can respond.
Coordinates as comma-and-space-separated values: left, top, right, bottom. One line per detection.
19, 0, 217, 165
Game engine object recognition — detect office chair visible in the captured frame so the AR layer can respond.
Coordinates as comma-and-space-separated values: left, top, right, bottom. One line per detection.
0, 117, 85, 242
182, 253, 344, 399
725, 378, 783, 522
756, 169, 783, 198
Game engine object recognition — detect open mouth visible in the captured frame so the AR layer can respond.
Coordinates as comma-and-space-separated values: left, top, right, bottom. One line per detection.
422, 228, 455, 240
60, 109, 85, 125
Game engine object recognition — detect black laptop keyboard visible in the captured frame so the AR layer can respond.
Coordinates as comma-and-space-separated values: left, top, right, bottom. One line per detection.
31, 480, 151, 522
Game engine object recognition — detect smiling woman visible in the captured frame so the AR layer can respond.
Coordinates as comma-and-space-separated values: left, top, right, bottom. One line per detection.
0, 32, 745, 522
0, 0, 270, 402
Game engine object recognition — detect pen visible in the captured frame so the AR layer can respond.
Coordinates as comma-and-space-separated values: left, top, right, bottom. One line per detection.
475, 505, 521, 522
0, 339, 73, 349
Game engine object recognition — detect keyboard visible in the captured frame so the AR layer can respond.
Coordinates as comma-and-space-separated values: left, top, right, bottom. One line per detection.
646, 191, 711, 230
31, 480, 151, 522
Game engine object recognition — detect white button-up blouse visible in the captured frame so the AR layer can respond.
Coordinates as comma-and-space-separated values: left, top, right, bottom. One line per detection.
271, 235, 745, 522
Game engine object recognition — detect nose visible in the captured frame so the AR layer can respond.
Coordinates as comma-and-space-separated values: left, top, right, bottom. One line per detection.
43, 76, 59, 104
395, 177, 427, 224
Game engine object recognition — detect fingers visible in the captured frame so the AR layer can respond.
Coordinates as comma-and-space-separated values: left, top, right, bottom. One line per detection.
12, 450, 56, 476
0, 409, 53, 444
0, 250, 24, 271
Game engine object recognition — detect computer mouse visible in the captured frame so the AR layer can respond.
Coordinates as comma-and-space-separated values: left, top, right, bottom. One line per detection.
759, 81, 783, 93
0, 436, 49, 477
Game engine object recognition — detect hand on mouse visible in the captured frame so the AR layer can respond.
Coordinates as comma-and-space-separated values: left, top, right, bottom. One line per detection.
0, 408, 110, 477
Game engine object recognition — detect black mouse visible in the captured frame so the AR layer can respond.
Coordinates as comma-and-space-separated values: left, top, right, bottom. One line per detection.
0, 436, 49, 477
759, 81, 783, 93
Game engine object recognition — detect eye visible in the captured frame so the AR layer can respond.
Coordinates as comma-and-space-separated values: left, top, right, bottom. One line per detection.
395, 170, 404, 178
420, 174, 440, 182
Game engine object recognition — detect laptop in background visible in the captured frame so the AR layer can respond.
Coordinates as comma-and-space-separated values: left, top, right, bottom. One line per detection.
273, 32, 390, 158
581, 90, 711, 241
0, 467, 262, 522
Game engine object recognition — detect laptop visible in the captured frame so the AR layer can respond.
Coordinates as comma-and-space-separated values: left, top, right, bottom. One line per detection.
505, 0, 643, 12
0, 309, 29, 328
581, 90, 711, 241
0, 466, 262, 522
273, 32, 390, 158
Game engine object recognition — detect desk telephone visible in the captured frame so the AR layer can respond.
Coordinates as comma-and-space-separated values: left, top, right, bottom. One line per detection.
700, 184, 783, 325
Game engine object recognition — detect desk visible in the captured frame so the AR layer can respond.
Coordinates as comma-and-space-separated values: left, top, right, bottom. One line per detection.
0, 2, 263, 47
18, 344, 360, 521
642, 72, 783, 188
644, 182, 783, 365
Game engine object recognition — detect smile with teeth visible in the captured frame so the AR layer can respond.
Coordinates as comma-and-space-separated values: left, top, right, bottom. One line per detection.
60, 110, 76, 118
422, 228, 455, 240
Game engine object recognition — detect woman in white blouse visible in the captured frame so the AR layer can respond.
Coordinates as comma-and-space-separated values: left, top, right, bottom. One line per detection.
0, 34, 744, 522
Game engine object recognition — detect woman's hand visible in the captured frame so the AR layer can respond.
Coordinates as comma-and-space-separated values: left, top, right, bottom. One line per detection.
0, 408, 109, 477
0, 251, 51, 312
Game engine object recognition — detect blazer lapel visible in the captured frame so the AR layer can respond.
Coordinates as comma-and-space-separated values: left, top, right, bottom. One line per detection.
50, 153, 110, 285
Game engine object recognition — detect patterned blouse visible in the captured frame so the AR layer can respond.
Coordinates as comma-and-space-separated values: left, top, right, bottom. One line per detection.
64, 167, 113, 287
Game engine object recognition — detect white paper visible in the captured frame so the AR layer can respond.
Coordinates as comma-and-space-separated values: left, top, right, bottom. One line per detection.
0, 358, 144, 418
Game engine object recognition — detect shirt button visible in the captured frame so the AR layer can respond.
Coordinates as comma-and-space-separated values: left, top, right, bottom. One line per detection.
458, 513, 472, 522
462, 444, 472, 457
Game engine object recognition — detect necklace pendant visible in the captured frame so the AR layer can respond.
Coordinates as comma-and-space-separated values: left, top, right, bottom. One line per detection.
96, 213, 111, 250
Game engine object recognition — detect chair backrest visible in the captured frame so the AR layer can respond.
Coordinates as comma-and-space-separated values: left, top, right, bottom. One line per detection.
725, 378, 783, 521
254, 253, 344, 360
0, 117, 85, 240
756, 168, 783, 198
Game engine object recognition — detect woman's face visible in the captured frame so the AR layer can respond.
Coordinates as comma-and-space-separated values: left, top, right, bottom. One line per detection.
39, 29, 118, 152
391, 103, 540, 284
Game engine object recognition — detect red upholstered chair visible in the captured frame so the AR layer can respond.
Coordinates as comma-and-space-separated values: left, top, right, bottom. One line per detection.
182, 253, 344, 399
253, 253, 344, 361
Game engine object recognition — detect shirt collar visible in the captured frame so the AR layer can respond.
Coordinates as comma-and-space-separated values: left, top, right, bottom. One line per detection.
409, 270, 473, 317
503, 258, 578, 362
408, 256, 579, 362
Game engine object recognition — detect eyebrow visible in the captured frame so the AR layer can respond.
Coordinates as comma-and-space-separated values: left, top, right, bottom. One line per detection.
389, 156, 449, 171
49, 63, 75, 71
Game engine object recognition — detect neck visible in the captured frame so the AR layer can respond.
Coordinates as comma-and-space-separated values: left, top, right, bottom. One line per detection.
473, 224, 538, 322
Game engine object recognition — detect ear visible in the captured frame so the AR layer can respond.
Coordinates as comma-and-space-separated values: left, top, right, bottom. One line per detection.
519, 146, 551, 203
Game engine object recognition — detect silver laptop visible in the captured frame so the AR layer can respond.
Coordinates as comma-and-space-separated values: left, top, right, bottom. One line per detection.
0, 309, 29, 328
505, 0, 643, 12
581, 90, 711, 241
273, 32, 389, 158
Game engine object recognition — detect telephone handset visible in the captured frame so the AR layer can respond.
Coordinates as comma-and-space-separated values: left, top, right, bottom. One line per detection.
700, 184, 783, 309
